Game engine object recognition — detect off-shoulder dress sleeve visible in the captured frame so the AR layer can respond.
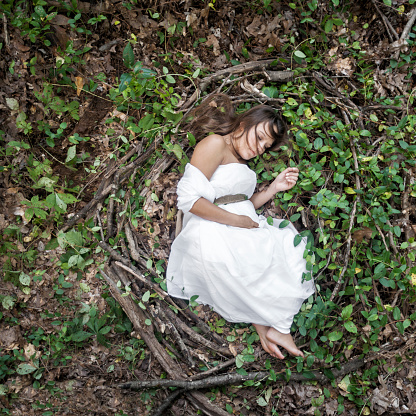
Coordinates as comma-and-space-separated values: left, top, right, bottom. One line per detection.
177, 163, 216, 213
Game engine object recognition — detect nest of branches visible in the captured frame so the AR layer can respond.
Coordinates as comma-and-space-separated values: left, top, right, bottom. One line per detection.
57, 47, 416, 414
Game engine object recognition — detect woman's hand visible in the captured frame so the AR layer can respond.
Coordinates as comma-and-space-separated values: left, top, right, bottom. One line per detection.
234, 215, 259, 229
269, 167, 299, 193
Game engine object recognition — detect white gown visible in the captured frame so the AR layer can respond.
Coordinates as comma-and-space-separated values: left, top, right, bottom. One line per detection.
166, 163, 315, 334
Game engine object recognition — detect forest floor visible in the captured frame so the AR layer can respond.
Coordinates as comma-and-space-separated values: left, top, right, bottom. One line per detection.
1, 0, 416, 415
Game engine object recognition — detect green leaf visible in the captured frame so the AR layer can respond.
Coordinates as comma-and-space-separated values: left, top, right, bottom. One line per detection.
46, 193, 67, 212
123, 42, 134, 68
344, 321, 358, 334
25, 207, 34, 222
187, 132, 196, 146
64, 230, 83, 248
360, 129, 372, 137
374, 263, 386, 275
65, 145, 76, 163
324, 19, 333, 33
328, 331, 343, 341
294, 234, 302, 247
235, 354, 244, 368
172, 144, 183, 160
19, 272, 31, 286
341, 304, 353, 320
267, 216, 273, 225
393, 226, 401, 237
2, 295, 15, 310
393, 306, 401, 320
17, 364, 37, 375
165, 74, 176, 84
59, 193, 78, 204
119, 73, 132, 92
279, 220, 290, 229
257, 397, 268, 406
71, 331, 93, 342
192, 68, 200, 78
294, 50, 306, 58
290, 213, 301, 222
142, 290, 150, 302
383, 0, 391, 5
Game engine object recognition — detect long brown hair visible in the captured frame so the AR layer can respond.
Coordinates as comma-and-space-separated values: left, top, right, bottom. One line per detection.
187, 94, 287, 153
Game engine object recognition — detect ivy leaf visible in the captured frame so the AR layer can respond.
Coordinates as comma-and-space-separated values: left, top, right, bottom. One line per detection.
324, 19, 333, 33
341, 304, 353, 320
165, 74, 176, 84
172, 144, 183, 160
344, 321, 358, 334
294, 50, 306, 58
17, 364, 37, 375
65, 145, 76, 163
19, 272, 31, 286
235, 354, 244, 368
279, 220, 290, 229
294, 234, 303, 247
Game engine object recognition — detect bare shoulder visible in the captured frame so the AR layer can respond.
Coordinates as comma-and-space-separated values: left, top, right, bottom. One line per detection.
190, 135, 227, 179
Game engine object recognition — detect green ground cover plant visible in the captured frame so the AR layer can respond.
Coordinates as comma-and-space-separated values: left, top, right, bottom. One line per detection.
1, 0, 416, 414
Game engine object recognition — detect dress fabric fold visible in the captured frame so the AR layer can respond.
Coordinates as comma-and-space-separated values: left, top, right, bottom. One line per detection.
166, 163, 315, 334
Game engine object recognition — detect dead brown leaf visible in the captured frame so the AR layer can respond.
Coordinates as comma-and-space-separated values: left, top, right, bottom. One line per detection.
75, 77, 84, 96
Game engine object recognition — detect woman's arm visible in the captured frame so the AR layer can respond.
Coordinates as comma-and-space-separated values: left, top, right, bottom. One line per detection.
250, 167, 299, 209
188, 135, 259, 229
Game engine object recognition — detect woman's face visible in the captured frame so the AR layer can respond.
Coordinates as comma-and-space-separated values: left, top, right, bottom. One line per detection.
234, 122, 275, 160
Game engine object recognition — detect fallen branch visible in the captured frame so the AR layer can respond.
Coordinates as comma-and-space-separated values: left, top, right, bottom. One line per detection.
150, 389, 186, 416
400, 7, 416, 41
118, 357, 366, 391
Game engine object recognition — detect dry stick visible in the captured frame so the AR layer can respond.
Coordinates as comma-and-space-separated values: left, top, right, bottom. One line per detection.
385, 219, 400, 257
371, 0, 399, 42
115, 261, 168, 300
118, 357, 366, 391
106, 172, 119, 241
62, 183, 114, 232
183, 59, 284, 109
104, 141, 144, 179
3, 14, 10, 48
106, 266, 229, 415
118, 135, 163, 180
150, 389, 186, 416
106, 266, 234, 416
98, 240, 130, 267
400, 7, 416, 41
157, 306, 196, 368
100, 268, 183, 378
174, 298, 229, 347
62, 140, 162, 232
186, 392, 231, 416
189, 358, 236, 381
124, 224, 144, 264
163, 306, 233, 357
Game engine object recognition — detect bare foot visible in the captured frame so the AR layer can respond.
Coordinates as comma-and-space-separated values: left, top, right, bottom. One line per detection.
266, 327, 304, 358
253, 324, 285, 359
